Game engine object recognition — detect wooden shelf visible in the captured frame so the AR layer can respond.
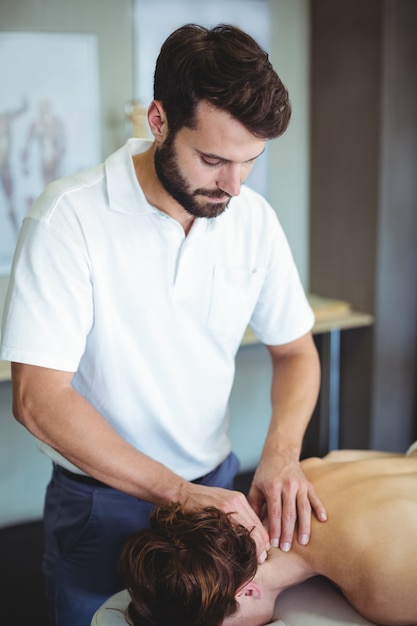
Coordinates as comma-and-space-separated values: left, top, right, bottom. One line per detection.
0, 360, 11, 382
241, 294, 373, 346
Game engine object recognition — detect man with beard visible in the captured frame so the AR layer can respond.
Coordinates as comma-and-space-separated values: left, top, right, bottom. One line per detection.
0, 24, 325, 626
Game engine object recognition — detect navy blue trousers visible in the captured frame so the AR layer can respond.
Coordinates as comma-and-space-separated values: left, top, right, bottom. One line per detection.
42, 452, 240, 626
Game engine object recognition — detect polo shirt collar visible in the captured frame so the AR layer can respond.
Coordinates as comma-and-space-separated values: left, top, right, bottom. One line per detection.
105, 138, 155, 215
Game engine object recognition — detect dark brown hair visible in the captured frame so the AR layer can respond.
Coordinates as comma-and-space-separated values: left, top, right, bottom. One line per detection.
119, 503, 258, 626
153, 23, 291, 138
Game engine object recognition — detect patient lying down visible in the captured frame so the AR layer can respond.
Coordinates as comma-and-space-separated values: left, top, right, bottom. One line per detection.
119, 445, 417, 626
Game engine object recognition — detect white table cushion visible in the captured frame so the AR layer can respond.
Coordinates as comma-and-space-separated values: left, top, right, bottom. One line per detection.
91, 576, 386, 626
91, 589, 130, 626
272, 576, 378, 625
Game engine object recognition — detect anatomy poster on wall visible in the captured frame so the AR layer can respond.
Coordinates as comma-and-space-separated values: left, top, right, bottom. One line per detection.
0, 32, 100, 273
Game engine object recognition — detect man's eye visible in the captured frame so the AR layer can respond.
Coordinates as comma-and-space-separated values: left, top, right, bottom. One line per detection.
201, 157, 222, 167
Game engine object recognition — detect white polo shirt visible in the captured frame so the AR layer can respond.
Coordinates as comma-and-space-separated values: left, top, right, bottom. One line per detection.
0, 139, 314, 480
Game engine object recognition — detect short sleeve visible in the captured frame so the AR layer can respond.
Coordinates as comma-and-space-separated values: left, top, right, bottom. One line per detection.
1, 215, 93, 371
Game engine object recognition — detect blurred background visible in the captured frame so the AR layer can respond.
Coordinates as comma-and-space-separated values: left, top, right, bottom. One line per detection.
0, 2, 416, 622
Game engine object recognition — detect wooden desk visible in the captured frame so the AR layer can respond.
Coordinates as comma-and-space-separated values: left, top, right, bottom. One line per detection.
241, 295, 373, 345
0, 359, 11, 382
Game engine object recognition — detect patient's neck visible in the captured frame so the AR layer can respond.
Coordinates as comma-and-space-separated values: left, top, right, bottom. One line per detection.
263, 546, 316, 595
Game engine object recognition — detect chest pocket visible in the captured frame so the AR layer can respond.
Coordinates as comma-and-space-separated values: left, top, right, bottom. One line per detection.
207, 265, 263, 342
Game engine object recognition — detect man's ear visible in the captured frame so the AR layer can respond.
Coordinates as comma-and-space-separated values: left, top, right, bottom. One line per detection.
147, 100, 168, 142
235, 580, 264, 600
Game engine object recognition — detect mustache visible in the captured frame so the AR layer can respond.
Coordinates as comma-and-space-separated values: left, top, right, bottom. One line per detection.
193, 189, 232, 200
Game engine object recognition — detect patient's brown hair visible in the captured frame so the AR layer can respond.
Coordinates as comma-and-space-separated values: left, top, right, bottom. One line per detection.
119, 503, 258, 626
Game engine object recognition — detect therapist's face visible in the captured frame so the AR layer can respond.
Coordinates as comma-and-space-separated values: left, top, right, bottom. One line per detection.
154, 100, 265, 219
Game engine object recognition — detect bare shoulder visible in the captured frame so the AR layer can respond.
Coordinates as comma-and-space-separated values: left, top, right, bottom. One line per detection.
322, 449, 402, 463
300, 456, 324, 471
301, 450, 399, 470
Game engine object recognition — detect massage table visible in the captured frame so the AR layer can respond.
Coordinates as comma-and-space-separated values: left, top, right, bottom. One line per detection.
91, 575, 386, 625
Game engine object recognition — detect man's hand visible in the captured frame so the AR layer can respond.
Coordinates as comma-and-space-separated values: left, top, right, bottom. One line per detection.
247, 455, 327, 552
180, 482, 271, 563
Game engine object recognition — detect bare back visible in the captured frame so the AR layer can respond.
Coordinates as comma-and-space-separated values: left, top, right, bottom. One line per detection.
297, 453, 417, 625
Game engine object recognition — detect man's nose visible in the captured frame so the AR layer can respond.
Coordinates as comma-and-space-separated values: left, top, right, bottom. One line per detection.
217, 163, 243, 197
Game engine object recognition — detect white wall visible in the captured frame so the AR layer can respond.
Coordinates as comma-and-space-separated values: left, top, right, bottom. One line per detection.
0, 0, 310, 526
229, 344, 273, 471
267, 0, 311, 287
0, 381, 51, 526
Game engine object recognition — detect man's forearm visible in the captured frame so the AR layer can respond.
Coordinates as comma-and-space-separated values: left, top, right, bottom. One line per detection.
248, 333, 325, 549
263, 332, 321, 462
12, 362, 273, 560
11, 362, 187, 504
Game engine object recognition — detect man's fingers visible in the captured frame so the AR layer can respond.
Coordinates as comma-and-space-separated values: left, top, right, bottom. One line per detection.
246, 484, 264, 518
249, 522, 271, 564
265, 494, 282, 549
271, 485, 327, 551
308, 485, 328, 523
268, 483, 313, 551
231, 508, 270, 563
295, 490, 312, 547
276, 490, 298, 552
247, 463, 327, 555
237, 499, 270, 561
213, 488, 270, 563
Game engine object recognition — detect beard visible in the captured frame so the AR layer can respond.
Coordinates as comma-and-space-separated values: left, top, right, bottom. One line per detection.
153, 133, 232, 219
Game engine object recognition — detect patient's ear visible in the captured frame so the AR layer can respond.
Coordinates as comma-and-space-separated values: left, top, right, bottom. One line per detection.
235, 580, 263, 599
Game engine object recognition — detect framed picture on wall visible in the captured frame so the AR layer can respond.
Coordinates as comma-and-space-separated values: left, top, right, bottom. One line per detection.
0, 32, 100, 274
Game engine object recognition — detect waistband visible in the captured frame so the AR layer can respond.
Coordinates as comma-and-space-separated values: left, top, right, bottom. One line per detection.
55, 465, 110, 488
